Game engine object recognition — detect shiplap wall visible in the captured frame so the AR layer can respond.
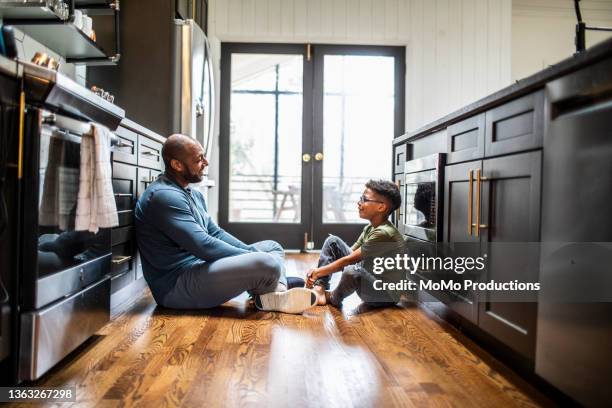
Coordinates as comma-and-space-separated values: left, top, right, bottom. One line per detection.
512, 0, 612, 81
208, 0, 512, 133
205, 0, 512, 220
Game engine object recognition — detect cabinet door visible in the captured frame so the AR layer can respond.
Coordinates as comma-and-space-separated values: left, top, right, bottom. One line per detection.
484, 90, 544, 157
478, 151, 541, 360
442, 160, 482, 323
447, 114, 485, 164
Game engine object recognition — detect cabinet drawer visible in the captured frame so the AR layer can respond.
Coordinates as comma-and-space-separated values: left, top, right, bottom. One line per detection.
393, 143, 407, 174
111, 225, 133, 246
112, 162, 136, 212
112, 127, 138, 165
447, 113, 485, 164
138, 135, 163, 170
137, 167, 161, 198
116, 210, 133, 227
484, 90, 544, 157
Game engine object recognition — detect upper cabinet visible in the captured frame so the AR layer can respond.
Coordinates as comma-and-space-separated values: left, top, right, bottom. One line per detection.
447, 90, 544, 164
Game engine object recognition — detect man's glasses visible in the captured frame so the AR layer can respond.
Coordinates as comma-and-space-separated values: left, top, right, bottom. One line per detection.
358, 195, 384, 204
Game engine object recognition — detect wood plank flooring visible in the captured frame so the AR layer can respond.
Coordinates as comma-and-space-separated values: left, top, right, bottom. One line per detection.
12, 254, 551, 407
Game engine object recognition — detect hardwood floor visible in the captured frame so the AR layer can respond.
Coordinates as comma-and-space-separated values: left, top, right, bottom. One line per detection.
12, 254, 550, 407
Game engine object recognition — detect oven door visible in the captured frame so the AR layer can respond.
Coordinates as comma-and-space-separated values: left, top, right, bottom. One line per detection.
404, 169, 437, 242
20, 110, 111, 311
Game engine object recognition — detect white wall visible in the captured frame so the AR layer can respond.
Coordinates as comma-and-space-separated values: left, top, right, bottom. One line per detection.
206, 0, 513, 219
512, 0, 612, 81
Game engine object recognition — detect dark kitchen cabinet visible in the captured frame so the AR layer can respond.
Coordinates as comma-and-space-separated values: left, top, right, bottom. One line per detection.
442, 160, 481, 324
477, 151, 541, 360
442, 151, 541, 359
110, 121, 165, 309
484, 91, 544, 157
446, 113, 485, 164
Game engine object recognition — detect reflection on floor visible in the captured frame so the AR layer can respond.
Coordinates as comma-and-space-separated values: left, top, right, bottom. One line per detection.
16, 253, 550, 407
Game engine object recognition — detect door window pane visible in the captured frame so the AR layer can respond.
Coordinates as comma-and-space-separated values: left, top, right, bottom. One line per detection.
229, 54, 303, 223
322, 55, 395, 223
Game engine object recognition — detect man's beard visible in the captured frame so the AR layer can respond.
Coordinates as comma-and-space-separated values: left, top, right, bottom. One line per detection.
182, 168, 203, 184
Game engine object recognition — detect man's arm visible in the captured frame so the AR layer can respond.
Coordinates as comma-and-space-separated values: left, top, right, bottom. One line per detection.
207, 219, 255, 251
149, 190, 251, 261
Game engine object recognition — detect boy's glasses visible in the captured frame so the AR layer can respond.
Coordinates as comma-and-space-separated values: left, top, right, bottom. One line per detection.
358, 195, 384, 204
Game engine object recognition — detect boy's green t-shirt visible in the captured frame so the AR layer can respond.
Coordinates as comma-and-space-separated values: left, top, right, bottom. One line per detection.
351, 220, 404, 250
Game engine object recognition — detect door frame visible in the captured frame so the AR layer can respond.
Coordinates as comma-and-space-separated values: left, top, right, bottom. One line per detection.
218, 43, 314, 249
219, 43, 405, 249
311, 44, 405, 246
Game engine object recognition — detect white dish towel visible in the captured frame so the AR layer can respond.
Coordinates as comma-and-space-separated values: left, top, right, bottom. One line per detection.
75, 123, 118, 233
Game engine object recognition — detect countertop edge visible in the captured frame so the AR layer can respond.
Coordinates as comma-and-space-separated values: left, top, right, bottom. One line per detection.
120, 117, 167, 144
393, 37, 612, 146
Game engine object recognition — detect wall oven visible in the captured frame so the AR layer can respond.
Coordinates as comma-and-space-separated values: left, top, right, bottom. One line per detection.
0, 60, 125, 383
17, 109, 112, 382
403, 153, 445, 243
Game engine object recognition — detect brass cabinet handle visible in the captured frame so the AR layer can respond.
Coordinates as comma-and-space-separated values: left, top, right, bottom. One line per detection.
302, 153, 311, 163
112, 255, 132, 265
114, 193, 132, 197
315, 152, 324, 161
474, 169, 489, 237
468, 170, 473, 236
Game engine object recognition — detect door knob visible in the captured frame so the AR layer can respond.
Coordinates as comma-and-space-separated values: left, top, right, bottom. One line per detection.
302, 153, 311, 163
315, 152, 324, 161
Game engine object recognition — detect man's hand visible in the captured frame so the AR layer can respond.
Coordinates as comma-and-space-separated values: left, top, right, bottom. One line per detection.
305, 268, 319, 288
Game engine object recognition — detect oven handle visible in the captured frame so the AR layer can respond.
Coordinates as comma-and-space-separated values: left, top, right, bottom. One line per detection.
42, 112, 120, 146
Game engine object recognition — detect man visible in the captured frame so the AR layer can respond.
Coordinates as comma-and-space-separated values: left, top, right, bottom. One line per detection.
134, 134, 316, 314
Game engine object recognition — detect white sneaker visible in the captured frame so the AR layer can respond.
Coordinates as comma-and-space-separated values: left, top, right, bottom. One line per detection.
254, 287, 317, 314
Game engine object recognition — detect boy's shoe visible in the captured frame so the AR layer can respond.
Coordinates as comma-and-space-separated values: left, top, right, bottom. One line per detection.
254, 288, 317, 314
287, 276, 305, 289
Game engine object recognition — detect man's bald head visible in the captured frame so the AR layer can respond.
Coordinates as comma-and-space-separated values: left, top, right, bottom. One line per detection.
161, 134, 208, 187
162, 134, 199, 169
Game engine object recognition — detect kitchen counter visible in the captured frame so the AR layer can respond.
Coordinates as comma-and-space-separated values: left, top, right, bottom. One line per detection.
394, 36, 612, 145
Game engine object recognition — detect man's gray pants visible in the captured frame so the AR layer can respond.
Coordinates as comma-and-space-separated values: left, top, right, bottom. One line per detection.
161, 240, 287, 309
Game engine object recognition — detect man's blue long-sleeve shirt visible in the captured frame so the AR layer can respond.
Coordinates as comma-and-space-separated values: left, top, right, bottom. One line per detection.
134, 173, 254, 301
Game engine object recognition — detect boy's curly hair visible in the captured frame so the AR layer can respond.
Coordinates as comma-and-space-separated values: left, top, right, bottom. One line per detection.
365, 179, 402, 215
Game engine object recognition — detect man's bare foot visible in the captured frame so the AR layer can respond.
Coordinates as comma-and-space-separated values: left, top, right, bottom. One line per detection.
312, 285, 328, 305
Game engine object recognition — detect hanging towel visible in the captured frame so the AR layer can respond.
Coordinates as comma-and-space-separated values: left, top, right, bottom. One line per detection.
75, 124, 118, 233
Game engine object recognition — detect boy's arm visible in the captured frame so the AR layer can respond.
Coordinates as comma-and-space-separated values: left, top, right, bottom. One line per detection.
306, 248, 362, 287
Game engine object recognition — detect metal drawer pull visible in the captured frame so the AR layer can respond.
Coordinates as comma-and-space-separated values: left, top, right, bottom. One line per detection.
468, 170, 473, 236
115, 139, 133, 148
112, 255, 132, 265
141, 151, 160, 157
474, 169, 488, 237
114, 193, 132, 197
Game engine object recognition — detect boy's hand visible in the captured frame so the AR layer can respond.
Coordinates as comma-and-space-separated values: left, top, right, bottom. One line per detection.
306, 268, 319, 288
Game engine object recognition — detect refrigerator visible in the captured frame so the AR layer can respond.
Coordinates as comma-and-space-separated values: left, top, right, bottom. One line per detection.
88, 0, 215, 160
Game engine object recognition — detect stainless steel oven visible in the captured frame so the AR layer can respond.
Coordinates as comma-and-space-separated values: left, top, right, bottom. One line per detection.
403, 153, 445, 243
17, 109, 112, 381
0, 59, 124, 384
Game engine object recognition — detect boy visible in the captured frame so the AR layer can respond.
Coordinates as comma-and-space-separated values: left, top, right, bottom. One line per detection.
306, 179, 404, 308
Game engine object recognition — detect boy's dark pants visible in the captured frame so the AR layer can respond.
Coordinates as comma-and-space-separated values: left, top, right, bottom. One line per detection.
316, 235, 397, 308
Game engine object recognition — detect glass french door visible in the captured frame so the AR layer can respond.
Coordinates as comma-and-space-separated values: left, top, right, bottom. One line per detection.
219, 44, 404, 249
